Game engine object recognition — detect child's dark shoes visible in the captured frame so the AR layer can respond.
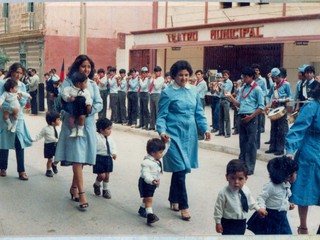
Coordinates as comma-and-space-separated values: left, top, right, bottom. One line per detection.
147, 213, 159, 224
93, 183, 101, 196
45, 170, 54, 177
138, 207, 147, 218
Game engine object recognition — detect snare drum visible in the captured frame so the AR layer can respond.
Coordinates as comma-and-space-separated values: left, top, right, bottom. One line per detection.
268, 106, 287, 121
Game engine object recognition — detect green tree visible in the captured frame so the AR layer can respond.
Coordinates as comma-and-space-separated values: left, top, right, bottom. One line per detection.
0, 49, 10, 68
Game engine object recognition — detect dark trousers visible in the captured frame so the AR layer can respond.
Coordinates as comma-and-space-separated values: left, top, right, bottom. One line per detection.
168, 170, 188, 210
149, 93, 160, 129
47, 93, 55, 112
139, 92, 149, 127
0, 136, 25, 173
98, 90, 108, 119
211, 96, 220, 130
269, 114, 288, 153
256, 113, 263, 149
233, 108, 239, 132
219, 99, 231, 136
117, 91, 127, 123
30, 90, 38, 114
239, 115, 258, 174
127, 92, 138, 125
110, 93, 118, 122
221, 218, 246, 235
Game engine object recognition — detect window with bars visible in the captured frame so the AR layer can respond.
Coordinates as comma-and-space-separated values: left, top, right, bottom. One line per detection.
220, 2, 232, 9
3, 3, 9, 18
27, 2, 34, 12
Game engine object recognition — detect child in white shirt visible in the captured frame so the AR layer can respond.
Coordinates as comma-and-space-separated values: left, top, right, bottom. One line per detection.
214, 159, 266, 235
247, 156, 298, 234
61, 72, 92, 137
0, 79, 32, 132
138, 138, 169, 225
32, 111, 61, 177
93, 118, 117, 199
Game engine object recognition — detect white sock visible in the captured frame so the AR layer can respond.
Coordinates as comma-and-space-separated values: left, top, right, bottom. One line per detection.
5, 119, 12, 125
146, 207, 153, 214
95, 180, 101, 186
103, 182, 108, 190
140, 202, 145, 208
78, 125, 84, 130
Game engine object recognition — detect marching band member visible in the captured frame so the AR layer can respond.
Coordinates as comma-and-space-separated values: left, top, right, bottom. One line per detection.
265, 68, 291, 156
225, 67, 264, 175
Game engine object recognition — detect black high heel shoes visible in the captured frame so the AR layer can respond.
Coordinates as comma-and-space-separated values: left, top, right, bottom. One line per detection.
70, 186, 80, 202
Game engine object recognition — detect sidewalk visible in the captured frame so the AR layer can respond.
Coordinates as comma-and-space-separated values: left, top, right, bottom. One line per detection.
111, 105, 274, 162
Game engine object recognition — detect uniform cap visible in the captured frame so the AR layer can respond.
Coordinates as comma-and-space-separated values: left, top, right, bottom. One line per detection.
216, 73, 223, 78
298, 64, 309, 73
271, 68, 281, 77
141, 67, 148, 72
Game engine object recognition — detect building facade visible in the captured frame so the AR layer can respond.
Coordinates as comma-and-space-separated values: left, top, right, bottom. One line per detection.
0, 2, 154, 79
121, 2, 320, 90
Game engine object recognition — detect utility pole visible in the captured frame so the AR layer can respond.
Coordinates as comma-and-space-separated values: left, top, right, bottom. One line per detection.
79, 2, 87, 54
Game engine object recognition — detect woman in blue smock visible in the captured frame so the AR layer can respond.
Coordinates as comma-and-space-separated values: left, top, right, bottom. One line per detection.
156, 60, 211, 220
0, 63, 32, 180
285, 81, 320, 234
55, 55, 102, 209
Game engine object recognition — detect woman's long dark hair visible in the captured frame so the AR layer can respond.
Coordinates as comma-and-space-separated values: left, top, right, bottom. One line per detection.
5, 62, 25, 79
67, 55, 95, 79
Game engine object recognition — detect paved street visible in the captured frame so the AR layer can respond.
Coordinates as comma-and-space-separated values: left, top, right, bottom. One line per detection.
0, 109, 319, 237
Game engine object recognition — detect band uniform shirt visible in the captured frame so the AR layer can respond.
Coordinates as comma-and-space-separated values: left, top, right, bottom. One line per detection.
255, 76, 267, 97
118, 77, 127, 92
266, 81, 292, 104
196, 79, 207, 99
128, 77, 139, 92
97, 75, 108, 91
139, 77, 150, 93
109, 75, 119, 94
150, 76, 165, 94
220, 79, 233, 99
237, 82, 264, 114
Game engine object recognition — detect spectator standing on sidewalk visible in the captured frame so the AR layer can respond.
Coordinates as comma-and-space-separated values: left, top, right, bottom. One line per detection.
195, 70, 207, 140
97, 68, 108, 119
28, 68, 39, 115
209, 73, 222, 133
216, 70, 233, 138
108, 67, 119, 122
149, 66, 164, 131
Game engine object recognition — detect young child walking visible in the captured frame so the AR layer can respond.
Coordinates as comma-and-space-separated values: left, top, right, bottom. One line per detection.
32, 111, 61, 177
0, 79, 32, 132
214, 159, 266, 235
247, 156, 299, 234
138, 138, 168, 225
61, 72, 92, 137
93, 118, 117, 199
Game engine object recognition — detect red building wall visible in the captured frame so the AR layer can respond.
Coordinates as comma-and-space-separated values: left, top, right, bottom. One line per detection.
44, 35, 119, 76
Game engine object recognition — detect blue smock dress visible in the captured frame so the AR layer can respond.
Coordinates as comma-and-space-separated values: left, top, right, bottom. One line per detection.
55, 78, 102, 165
285, 100, 320, 206
0, 79, 32, 149
156, 82, 208, 173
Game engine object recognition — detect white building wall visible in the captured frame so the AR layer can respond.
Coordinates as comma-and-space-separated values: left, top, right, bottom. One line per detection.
157, 2, 320, 29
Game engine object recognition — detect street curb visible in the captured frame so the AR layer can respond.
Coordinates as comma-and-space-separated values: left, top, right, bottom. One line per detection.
112, 123, 272, 163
